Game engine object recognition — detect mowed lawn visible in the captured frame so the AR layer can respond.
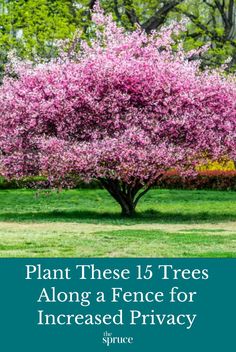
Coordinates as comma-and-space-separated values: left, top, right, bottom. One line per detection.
0, 188, 235, 257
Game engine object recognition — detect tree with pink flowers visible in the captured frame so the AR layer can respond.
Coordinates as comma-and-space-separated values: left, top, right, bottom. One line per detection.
0, 3, 235, 216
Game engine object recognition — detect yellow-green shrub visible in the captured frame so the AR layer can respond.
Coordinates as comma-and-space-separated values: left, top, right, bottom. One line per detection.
197, 160, 235, 171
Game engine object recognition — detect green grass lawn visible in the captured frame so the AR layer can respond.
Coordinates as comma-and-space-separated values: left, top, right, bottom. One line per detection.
0, 188, 235, 257
0, 188, 236, 223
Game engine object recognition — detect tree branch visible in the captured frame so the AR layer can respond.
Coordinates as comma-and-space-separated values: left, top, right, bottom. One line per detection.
134, 185, 152, 207
88, 0, 97, 10
214, 0, 228, 28
202, 0, 217, 11
142, 0, 184, 33
227, 0, 236, 39
178, 7, 236, 47
123, 0, 140, 26
113, 0, 122, 21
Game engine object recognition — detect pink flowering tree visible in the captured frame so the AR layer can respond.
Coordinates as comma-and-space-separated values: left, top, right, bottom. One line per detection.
0, 4, 235, 216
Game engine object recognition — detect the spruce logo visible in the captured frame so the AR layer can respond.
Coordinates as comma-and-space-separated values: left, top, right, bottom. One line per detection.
103, 331, 134, 346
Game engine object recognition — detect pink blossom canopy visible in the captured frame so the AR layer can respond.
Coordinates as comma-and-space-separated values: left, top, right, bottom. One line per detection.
0, 4, 236, 187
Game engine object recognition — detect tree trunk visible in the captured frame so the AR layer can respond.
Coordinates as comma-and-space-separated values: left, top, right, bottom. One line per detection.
99, 178, 151, 217
120, 198, 136, 217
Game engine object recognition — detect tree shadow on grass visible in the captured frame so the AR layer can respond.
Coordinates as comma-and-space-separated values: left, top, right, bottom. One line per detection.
0, 209, 235, 224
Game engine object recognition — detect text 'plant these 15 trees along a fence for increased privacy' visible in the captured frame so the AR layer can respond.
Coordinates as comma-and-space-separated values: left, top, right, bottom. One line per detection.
0, 3, 235, 216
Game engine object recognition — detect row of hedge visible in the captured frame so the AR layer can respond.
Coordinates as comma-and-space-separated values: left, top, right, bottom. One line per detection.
0, 176, 100, 190
0, 171, 236, 191
155, 170, 236, 191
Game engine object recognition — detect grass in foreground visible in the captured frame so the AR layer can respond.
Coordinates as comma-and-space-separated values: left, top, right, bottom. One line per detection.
0, 188, 235, 257
0, 225, 235, 257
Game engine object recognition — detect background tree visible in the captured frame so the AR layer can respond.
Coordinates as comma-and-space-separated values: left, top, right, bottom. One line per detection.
1, 0, 236, 74
89, 0, 236, 70
0, 5, 235, 216
0, 0, 85, 80
177, 0, 236, 70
